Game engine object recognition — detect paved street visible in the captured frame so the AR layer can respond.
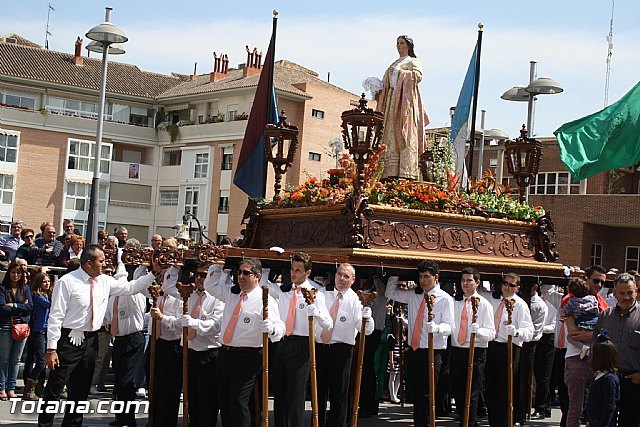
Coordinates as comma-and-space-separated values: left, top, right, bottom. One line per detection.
0, 384, 563, 426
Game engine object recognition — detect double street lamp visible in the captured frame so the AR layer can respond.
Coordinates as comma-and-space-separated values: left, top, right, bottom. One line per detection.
85, 7, 128, 243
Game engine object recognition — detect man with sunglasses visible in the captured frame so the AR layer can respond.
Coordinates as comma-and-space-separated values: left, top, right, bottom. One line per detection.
204, 257, 285, 426
594, 273, 640, 427
16, 228, 38, 265
483, 273, 534, 427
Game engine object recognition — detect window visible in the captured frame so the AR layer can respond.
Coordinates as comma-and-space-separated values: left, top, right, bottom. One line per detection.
0, 174, 15, 204
0, 133, 18, 163
218, 191, 229, 213
162, 149, 181, 166
309, 152, 321, 162
185, 186, 199, 218
221, 153, 233, 170
4, 94, 36, 109
530, 172, 581, 195
159, 188, 179, 206
68, 139, 111, 174
489, 158, 498, 168
194, 153, 209, 178
227, 104, 239, 122
216, 234, 228, 245
65, 182, 89, 211
312, 109, 325, 119
48, 97, 103, 120
590, 243, 603, 267
626, 246, 640, 272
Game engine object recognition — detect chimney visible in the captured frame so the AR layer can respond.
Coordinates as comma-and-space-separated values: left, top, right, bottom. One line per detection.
189, 62, 197, 81
243, 45, 262, 78
210, 52, 230, 83
73, 37, 84, 66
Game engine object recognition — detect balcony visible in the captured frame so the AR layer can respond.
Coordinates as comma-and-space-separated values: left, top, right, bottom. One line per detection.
156, 120, 248, 144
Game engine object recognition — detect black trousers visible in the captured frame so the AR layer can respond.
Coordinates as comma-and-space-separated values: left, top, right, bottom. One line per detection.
146, 338, 182, 427
216, 346, 262, 427
112, 331, 145, 426
619, 377, 640, 427
359, 329, 381, 416
533, 333, 555, 414
406, 348, 444, 427
515, 340, 537, 423
484, 341, 521, 427
450, 346, 487, 427
273, 335, 310, 427
38, 328, 98, 427
188, 348, 220, 427
316, 342, 354, 427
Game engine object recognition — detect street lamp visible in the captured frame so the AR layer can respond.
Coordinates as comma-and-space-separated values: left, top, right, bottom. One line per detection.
501, 61, 563, 137
85, 7, 127, 244
504, 126, 543, 202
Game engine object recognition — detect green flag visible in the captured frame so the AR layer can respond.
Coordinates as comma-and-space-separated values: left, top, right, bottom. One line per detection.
554, 81, 640, 181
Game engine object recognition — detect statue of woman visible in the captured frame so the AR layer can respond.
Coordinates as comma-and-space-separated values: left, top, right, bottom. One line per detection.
376, 35, 429, 180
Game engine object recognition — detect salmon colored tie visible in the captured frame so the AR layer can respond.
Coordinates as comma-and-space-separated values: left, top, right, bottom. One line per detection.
110, 296, 119, 337
494, 299, 505, 334
89, 277, 96, 330
155, 296, 166, 341
321, 292, 343, 343
411, 298, 426, 350
188, 292, 204, 340
222, 292, 246, 344
285, 287, 299, 336
457, 298, 470, 345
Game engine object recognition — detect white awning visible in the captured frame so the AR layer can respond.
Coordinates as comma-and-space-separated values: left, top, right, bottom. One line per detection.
164, 103, 190, 112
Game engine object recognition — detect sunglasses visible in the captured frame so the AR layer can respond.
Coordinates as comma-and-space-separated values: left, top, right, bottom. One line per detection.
195, 272, 208, 279
502, 281, 518, 288
238, 269, 254, 277
24, 235, 34, 239
591, 278, 605, 285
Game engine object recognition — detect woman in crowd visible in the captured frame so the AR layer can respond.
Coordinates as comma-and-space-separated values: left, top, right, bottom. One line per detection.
58, 235, 84, 267
0, 261, 32, 399
23, 271, 52, 400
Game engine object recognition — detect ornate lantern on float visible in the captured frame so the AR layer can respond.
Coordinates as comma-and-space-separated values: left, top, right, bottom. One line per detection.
339, 94, 384, 248
504, 125, 543, 202
264, 110, 299, 200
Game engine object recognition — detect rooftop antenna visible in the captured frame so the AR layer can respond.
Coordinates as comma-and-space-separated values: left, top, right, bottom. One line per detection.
45, 3, 55, 49
604, 0, 614, 107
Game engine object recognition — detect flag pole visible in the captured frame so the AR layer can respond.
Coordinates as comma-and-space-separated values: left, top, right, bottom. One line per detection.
261, 10, 278, 198
466, 23, 483, 185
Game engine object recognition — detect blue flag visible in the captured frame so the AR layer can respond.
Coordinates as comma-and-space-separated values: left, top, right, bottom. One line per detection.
233, 27, 279, 199
450, 43, 478, 182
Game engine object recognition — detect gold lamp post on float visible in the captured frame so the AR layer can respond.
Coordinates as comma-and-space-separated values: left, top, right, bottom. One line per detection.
264, 110, 299, 200
504, 125, 543, 202
340, 94, 384, 248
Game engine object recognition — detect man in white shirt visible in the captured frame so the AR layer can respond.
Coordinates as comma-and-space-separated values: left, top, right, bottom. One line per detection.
106, 268, 148, 427
163, 263, 224, 427
39, 244, 155, 427
533, 284, 558, 420
204, 258, 285, 427
315, 263, 374, 427
482, 273, 534, 427
450, 267, 496, 427
385, 260, 455, 427
267, 252, 332, 427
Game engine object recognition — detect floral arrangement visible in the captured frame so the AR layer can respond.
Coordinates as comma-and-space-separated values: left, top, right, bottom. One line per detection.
261, 145, 545, 222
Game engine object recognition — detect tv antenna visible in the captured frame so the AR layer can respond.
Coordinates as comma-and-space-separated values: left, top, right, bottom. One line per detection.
604, 0, 614, 107
45, 3, 55, 49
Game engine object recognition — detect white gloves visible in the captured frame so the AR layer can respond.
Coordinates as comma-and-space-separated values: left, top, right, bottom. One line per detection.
505, 324, 517, 336
180, 314, 199, 329
69, 329, 85, 346
426, 322, 439, 334
469, 323, 479, 334
362, 307, 372, 319
262, 318, 275, 335
307, 303, 319, 318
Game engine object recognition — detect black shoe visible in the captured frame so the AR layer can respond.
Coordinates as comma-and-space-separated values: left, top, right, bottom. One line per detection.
531, 412, 546, 420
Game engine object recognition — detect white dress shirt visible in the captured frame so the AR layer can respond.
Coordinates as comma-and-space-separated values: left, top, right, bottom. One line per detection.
316, 287, 374, 345
385, 276, 455, 350
154, 294, 183, 341
267, 278, 332, 334
204, 265, 285, 347
485, 293, 534, 347
451, 292, 496, 349
530, 293, 549, 342
104, 293, 146, 336
540, 291, 558, 335
47, 266, 155, 349
540, 285, 567, 349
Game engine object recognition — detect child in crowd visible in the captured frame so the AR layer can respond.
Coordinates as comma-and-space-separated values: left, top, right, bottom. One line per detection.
586, 334, 619, 427
562, 278, 600, 358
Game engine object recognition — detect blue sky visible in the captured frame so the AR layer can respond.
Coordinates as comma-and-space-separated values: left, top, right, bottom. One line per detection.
2, 0, 639, 138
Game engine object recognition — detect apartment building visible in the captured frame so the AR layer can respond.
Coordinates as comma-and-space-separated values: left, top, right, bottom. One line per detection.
0, 33, 359, 244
